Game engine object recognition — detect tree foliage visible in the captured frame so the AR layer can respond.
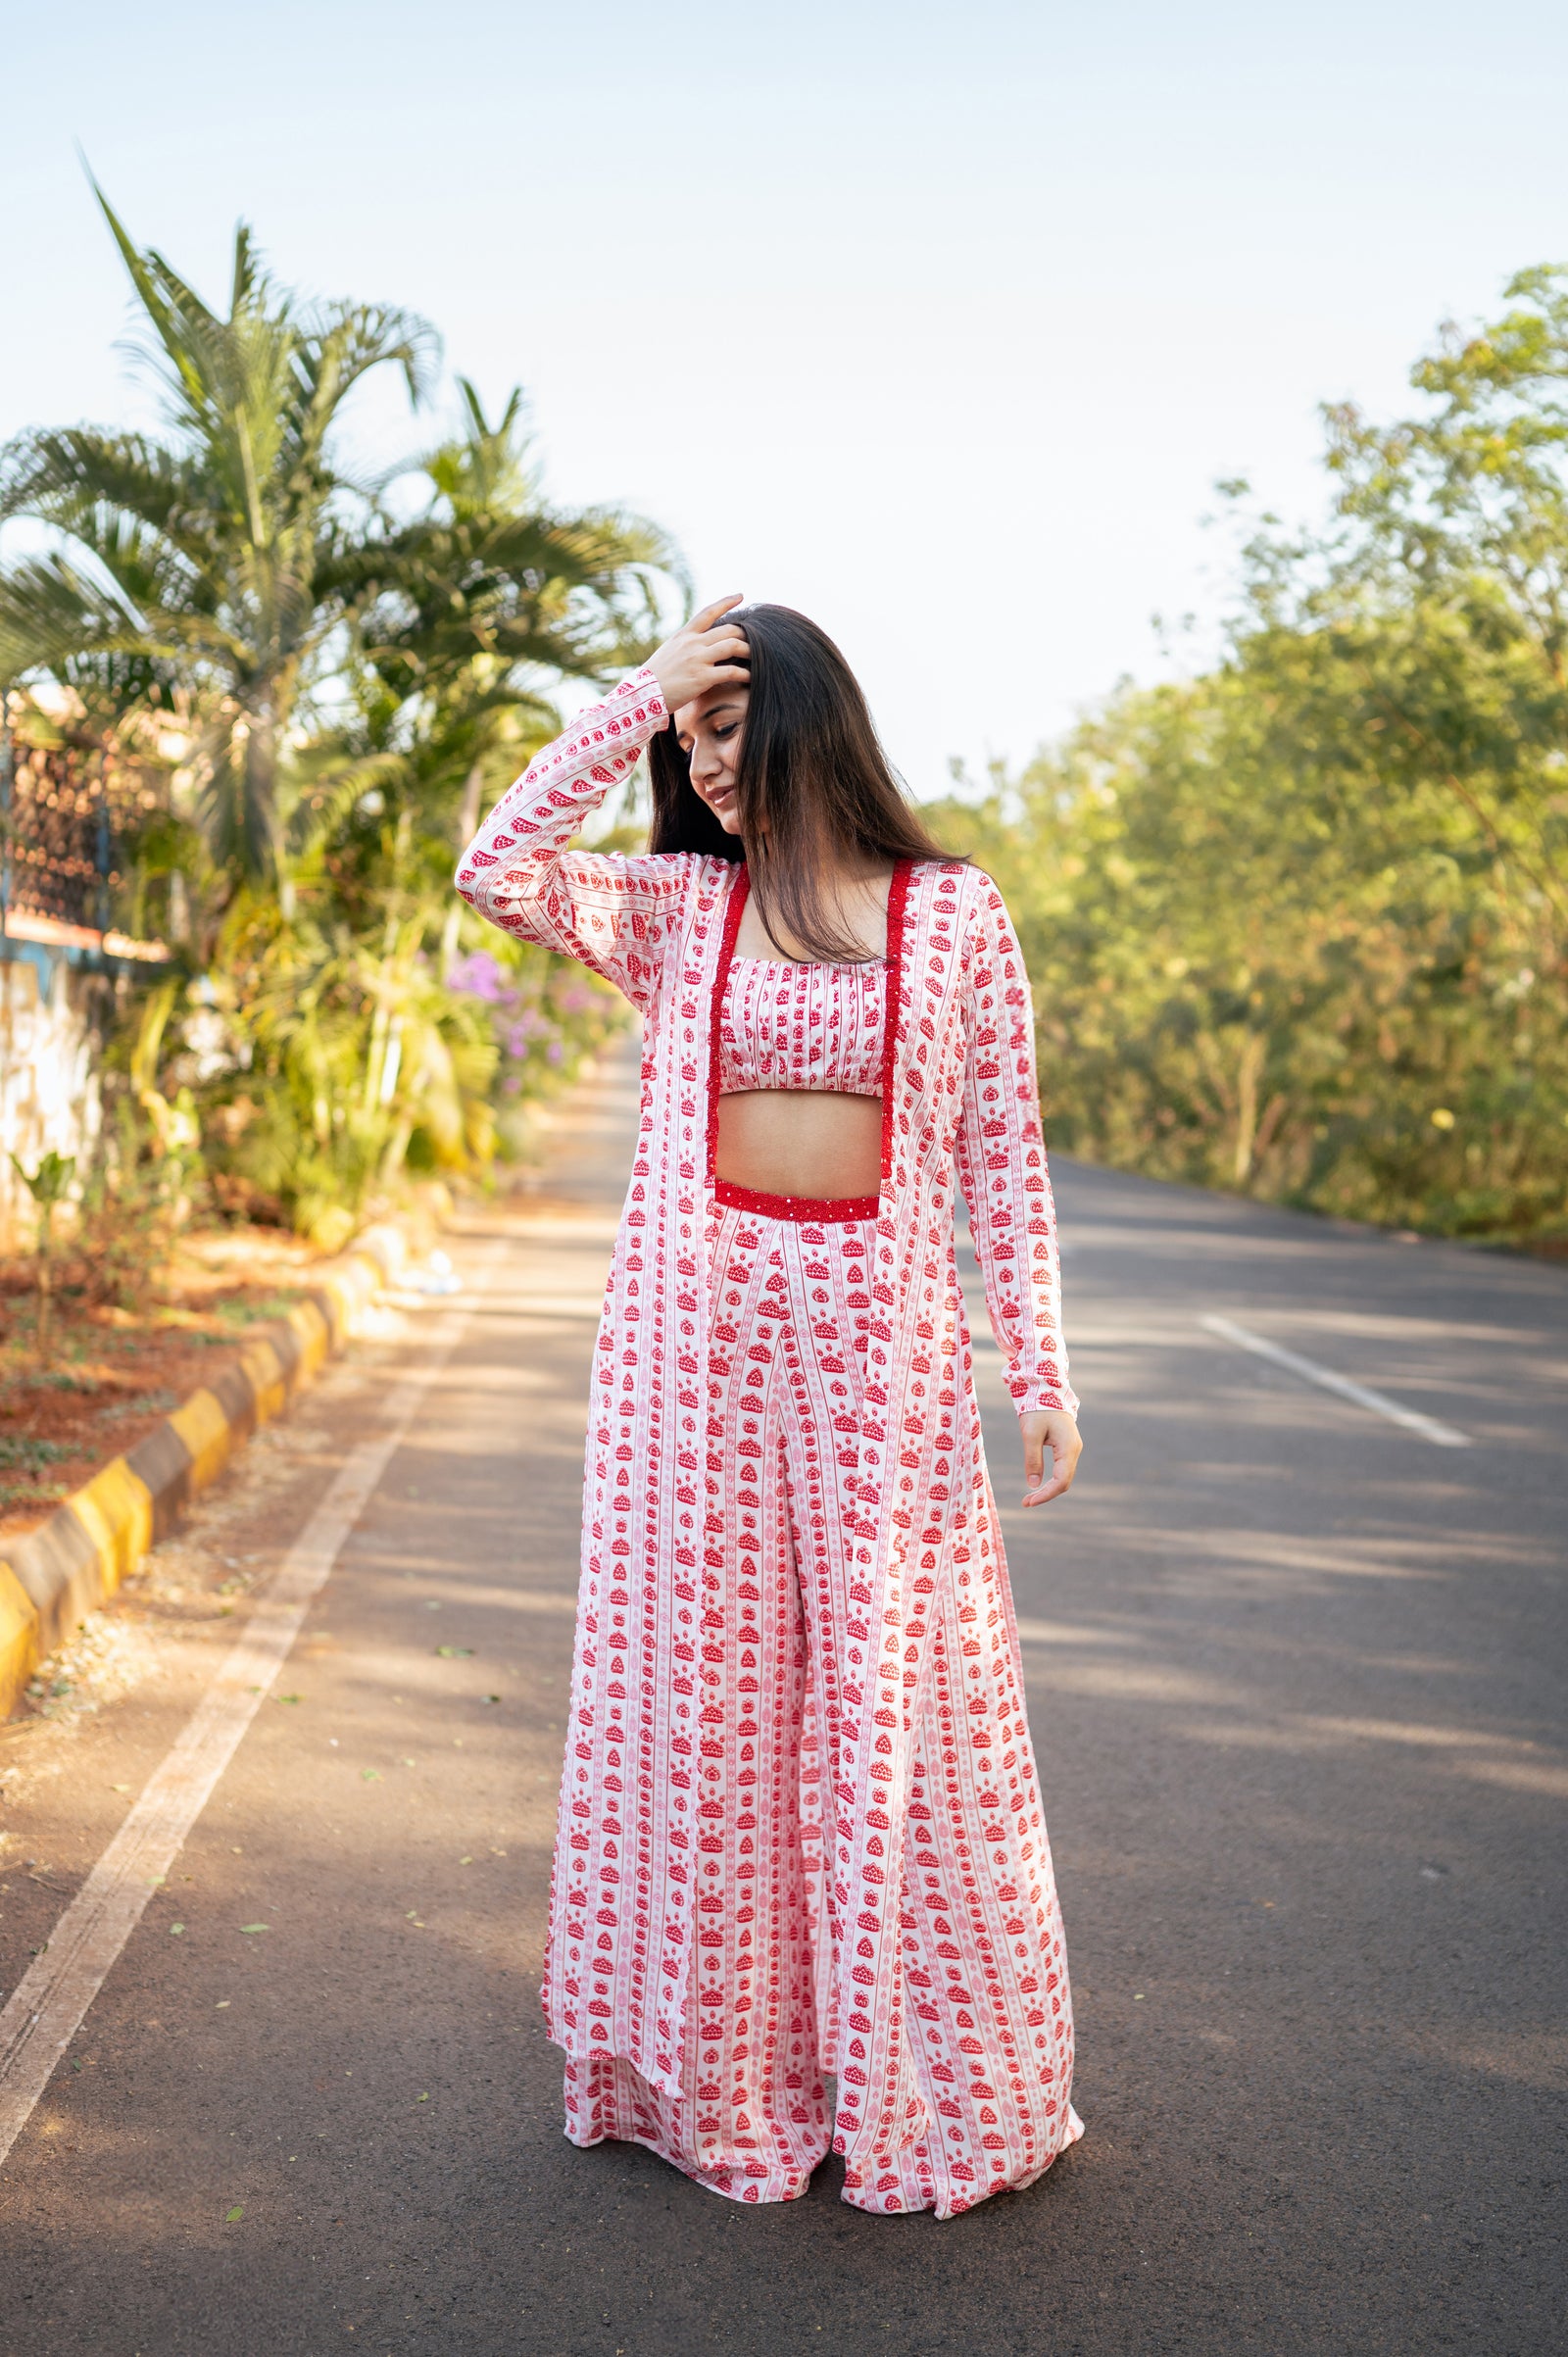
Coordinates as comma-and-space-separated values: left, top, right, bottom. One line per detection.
934, 267, 1568, 1245
0, 195, 677, 1244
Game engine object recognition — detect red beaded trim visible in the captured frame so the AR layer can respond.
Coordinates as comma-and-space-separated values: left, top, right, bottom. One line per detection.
707, 861, 751, 1208
713, 1179, 881, 1222
707, 859, 912, 1227
880, 857, 912, 1205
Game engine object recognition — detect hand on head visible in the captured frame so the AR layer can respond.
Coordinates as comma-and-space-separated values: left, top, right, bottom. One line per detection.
649, 594, 751, 717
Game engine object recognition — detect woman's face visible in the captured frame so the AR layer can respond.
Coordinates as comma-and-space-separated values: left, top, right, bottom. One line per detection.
673, 679, 749, 835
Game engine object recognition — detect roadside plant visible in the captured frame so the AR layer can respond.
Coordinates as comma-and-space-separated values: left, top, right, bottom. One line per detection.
10, 1151, 76, 1361
934, 265, 1568, 1247
0, 195, 678, 1239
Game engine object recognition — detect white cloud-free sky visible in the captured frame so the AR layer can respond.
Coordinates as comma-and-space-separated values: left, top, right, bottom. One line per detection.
2, 0, 1565, 796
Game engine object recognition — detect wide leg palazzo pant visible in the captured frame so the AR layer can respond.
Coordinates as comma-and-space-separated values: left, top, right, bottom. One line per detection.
564, 1204, 1082, 2216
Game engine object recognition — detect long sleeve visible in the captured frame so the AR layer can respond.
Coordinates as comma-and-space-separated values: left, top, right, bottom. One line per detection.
954, 876, 1078, 1419
454, 668, 682, 1013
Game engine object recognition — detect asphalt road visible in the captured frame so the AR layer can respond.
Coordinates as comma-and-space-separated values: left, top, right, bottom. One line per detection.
0, 1035, 1562, 2356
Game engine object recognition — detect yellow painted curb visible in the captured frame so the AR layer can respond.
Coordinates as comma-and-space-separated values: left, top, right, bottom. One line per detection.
317, 1272, 357, 1340
69, 1459, 155, 1597
286, 1299, 331, 1379
2, 1217, 421, 1717
0, 1562, 40, 1723
170, 1388, 235, 1492
237, 1335, 287, 1425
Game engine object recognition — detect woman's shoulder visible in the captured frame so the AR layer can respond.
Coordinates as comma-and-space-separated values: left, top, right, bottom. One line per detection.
905, 856, 1008, 926
627, 850, 745, 912
612, 848, 737, 885
903, 854, 972, 898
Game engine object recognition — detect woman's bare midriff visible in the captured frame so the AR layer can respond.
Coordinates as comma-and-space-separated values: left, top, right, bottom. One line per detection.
719, 864, 894, 1199
715, 1090, 882, 1200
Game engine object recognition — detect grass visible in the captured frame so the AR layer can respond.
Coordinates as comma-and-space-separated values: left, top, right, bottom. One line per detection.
0, 1436, 74, 1470
0, 1481, 69, 1512
96, 1390, 179, 1422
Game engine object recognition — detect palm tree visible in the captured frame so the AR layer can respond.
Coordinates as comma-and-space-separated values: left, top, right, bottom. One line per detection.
364, 376, 682, 715
0, 194, 686, 1238
0, 186, 439, 905
311, 375, 686, 954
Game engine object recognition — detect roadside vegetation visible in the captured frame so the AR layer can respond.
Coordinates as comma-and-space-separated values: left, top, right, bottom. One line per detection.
1, 222, 1562, 1381
932, 267, 1568, 1248
0, 188, 678, 1279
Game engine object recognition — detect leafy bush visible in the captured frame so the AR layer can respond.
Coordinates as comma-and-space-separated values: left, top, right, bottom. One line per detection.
937, 267, 1568, 1247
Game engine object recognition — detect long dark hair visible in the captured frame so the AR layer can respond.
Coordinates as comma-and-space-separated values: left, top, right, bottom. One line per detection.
646, 603, 960, 961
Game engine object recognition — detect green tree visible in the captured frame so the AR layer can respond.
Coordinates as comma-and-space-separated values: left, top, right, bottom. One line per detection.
938, 267, 1568, 1246
0, 197, 683, 1241
0, 188, 438, 901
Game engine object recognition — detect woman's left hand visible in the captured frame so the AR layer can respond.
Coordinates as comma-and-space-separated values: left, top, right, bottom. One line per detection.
1019, 1410, 1082, 1506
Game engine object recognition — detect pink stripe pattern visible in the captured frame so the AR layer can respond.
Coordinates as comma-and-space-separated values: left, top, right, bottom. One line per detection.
454, 673, 1082, 2219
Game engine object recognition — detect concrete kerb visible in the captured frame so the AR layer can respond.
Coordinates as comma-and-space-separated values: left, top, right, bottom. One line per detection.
0, 1221, 412, 1722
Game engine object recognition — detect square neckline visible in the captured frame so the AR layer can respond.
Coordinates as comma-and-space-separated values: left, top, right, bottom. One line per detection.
727, 861, 898, 969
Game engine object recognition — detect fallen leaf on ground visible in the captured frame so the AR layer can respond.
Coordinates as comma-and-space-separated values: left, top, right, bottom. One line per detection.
225, 2205, 243, 2222
170, 1923, 185, 1937
435, 1645, 473, 1658
239, 1923, 270, 1935
361, 1768, 382, 1783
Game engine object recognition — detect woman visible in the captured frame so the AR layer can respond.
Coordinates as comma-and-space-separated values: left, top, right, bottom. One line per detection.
456, 597, 1084, 2218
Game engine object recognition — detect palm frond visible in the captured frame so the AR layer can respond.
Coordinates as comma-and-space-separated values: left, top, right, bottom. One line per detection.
0, 552, 147, 680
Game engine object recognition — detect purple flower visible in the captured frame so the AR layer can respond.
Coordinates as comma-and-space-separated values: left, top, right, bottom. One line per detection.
446, 951, 513, 1005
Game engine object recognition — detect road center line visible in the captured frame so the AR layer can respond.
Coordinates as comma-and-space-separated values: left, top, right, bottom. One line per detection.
1200, 1313, 1471, 1449
0, 1288, 483, 2172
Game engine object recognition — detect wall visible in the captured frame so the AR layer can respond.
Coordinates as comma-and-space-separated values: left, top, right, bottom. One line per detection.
0, 947, 106, 1251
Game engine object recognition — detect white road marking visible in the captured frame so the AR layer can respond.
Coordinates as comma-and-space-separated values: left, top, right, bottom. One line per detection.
1200, 1314, 1472, 1449
0, 1293, 482, 2170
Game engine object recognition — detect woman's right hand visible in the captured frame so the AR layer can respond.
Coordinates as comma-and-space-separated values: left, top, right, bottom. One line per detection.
648, 595, 751, 716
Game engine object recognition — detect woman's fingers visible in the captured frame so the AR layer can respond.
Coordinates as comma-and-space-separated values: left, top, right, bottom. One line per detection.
1020, 1411, 1082, 1507
648, 600, 750, 712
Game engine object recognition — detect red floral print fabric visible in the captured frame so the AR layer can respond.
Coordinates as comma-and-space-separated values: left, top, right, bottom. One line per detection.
564, 1205, 1082, 2215
455, 673, 1082, 2217
718, 957, 886, 1099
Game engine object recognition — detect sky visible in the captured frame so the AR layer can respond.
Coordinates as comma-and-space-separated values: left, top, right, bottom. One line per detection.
3, 0, 1566, 799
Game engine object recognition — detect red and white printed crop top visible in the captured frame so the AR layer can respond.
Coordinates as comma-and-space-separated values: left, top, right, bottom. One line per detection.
717, 957, 886, 1097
